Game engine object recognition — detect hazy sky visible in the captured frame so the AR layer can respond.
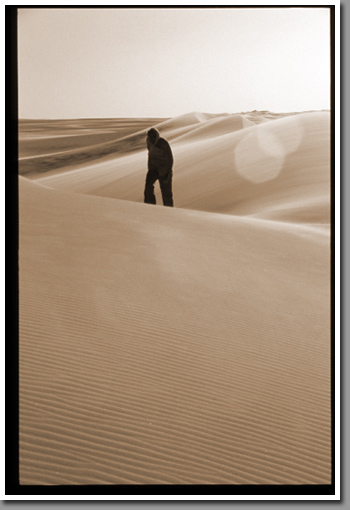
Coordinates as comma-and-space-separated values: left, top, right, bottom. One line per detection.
18, 7, 331, 119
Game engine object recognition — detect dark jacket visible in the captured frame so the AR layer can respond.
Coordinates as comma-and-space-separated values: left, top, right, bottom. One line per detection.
147, 137, 173, 176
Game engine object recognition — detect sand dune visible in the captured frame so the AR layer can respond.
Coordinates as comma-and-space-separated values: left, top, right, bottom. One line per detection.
31, 111, 330, 224
18, 118, 166, 175
19, 110, 331, 486
19, 177, 330, 485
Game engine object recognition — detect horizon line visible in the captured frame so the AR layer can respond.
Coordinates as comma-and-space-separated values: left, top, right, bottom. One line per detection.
18, 109, 331, 121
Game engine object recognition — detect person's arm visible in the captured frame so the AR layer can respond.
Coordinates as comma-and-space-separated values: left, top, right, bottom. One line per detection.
159, 139, 173, 169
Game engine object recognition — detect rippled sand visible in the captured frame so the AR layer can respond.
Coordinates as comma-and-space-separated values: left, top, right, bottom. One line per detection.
19, 111, 331, 485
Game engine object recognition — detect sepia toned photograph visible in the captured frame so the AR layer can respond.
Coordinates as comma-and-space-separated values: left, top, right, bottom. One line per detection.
12, 4, 337, 496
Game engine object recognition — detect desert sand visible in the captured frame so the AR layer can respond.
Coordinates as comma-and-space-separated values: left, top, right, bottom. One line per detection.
19, 111, 331, 485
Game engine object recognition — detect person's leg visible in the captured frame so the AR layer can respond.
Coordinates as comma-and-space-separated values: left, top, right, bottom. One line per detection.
159, 171, 174, 207
144, 167, 158, 204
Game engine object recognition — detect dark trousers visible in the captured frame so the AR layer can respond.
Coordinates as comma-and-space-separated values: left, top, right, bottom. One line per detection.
144, 167, 174, 207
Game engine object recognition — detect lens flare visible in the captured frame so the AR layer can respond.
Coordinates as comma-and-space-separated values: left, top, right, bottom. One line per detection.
234, 116, 303, 184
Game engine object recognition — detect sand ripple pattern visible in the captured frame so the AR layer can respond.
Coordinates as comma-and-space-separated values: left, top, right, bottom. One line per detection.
19, 178, 331, 485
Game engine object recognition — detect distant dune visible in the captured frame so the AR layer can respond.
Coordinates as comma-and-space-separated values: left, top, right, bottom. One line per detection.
25, 111, 330, 225
19, 111, 331, 485
18, 118, 166, 174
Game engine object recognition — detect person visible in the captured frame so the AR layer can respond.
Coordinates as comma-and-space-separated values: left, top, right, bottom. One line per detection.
144, 128, 174, 207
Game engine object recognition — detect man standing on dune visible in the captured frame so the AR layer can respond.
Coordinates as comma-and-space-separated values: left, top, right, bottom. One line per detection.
144, 128, 174, 207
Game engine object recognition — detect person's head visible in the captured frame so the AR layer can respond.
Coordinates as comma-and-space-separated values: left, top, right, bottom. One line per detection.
147, 128, 160, 144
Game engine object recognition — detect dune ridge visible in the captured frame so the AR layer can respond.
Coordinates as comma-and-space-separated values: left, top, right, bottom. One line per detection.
31, 111, 330, 225
19, 110, 331, 486
18, 111, 289, 177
